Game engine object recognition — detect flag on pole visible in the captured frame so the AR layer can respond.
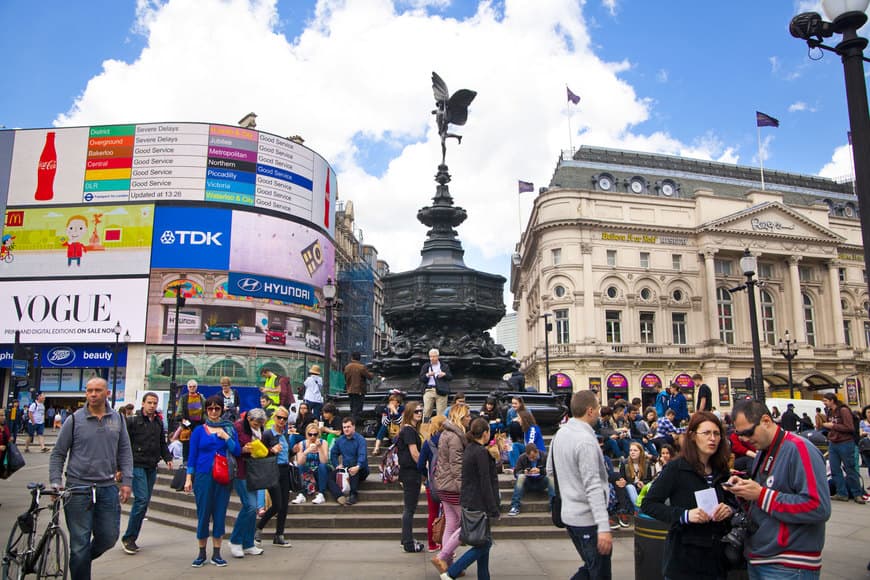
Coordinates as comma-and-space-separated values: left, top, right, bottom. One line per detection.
567, 86, 581, 105
755, 111, 780, 128
518, 180, 534, 193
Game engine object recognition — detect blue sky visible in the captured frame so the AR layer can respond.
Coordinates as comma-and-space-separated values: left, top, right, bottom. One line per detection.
0, 0, 863, 285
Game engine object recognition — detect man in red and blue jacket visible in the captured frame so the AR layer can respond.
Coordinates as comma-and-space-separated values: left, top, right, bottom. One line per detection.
728, 399, 830, 578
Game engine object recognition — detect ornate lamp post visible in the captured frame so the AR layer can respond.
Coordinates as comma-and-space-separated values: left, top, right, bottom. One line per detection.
167, 284, 186, 422
322, 278, 341, 392
777, 330, 799, 399
790, 1, 870, 300
540, 313, 552, 391
731, 249, 766, 403
110, 321, 130, 408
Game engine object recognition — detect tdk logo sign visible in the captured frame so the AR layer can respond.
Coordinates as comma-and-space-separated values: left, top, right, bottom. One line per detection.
236, 278, 262, 292
46, 347, 76, 366
151, 206, 232, 270
159, 230, 223, 246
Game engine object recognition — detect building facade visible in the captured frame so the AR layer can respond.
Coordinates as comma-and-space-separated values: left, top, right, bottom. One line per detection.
511, 146, 868, 411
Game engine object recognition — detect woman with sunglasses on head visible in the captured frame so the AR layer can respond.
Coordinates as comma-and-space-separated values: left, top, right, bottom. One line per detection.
183, 395, 240, 568
641, 411, 737, 580
291, 423, 330, 505
228, 407, 278, 559
256, 405, 292, 548
398, 401, 426, 553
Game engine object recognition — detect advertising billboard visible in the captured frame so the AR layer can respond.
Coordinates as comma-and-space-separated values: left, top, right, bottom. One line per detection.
2, 204, 154, 277
0, 131, 12, 222
0, 278, 149, 344
151, 205, 232, 270
3, 124, 336, 235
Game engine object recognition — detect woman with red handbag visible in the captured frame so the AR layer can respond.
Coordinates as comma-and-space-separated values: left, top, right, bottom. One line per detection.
183, 395, 240, 568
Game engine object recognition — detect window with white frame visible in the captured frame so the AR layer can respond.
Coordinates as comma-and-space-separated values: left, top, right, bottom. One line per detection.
714, 259, 732, 276
672, 312, 687, 345
639, 312, 655, 343
838, 267, 846, 283
760, 290, 776, 346
844, 320, 852, 347
554, 309, 569, 344
803, 293, 816, 347
672, 254, 682, 270
607, 250, 617, 267
799, 266, 814, 282
552, 248, 562, 266
640, 252, 650, 269
864, 321, 870, 349
605, 310, 622, 343
758, 263, 774, 279
717, 287, 734, 344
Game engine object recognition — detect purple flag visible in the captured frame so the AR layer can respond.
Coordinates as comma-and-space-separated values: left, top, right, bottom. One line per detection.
518, 180, 534, 193
756, 111, 780, 128
567, 87, 581, 105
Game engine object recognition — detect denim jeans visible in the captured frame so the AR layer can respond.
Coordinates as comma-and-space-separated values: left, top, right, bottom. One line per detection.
748, 564, 820, 580
447, 538, 491, 580
192, 471, 231, 539
305, 400, 323, 420
301, 462, 330, 493
123, 467, 157, 542
230, 478, 258, 548
828, 440, 863, 497
510, 474, 555, 509
566, 524, 612, 580
65, 485, 120, 580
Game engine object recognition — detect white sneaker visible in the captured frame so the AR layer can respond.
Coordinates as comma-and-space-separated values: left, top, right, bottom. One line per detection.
291, 493, 306, 504
243, 546, 264, 556
312, 493, 326, 505
228, 542, 244, 558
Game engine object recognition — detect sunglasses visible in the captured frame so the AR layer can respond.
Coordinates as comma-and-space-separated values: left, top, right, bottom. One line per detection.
413, 410, 423, 415
735, 423, 759, 438
206, 406, 222, 411
307, 433, 319, 437
274, 416, 288, 421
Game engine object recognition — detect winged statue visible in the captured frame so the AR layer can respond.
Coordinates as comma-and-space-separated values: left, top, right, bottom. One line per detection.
432, 72, 477, 165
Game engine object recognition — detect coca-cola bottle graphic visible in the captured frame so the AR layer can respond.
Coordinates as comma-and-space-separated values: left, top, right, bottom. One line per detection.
323, 169, 330, 229
34, 131, 57, 201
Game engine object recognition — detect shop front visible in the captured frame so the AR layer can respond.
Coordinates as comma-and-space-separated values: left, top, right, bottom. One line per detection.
606, 372, 629, 402
673, 372, 695, 412
640, 372, 662, 410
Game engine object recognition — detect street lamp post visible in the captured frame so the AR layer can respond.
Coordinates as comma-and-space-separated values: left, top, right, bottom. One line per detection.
790, 1, 870, 301
322, 278, 337, 392
777, 330, 799, 399
109, 322, 130, 409
731, 249, 766, 403
540, 313, 552, 390
167, 284, 186, 422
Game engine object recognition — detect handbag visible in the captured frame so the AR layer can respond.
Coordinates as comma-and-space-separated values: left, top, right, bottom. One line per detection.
459, 508, 490, 547
246, 455, 279, 491
170, 466, 187, 491
288, 462, 303, 492
0, 442, 25, 480
335, 467, 351, 494
550, 439, 565, 528
212, 453, 231, 485
432, 509, 446, 545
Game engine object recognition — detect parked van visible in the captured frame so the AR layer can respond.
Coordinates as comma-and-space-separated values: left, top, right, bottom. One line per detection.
765, 397, 823, 423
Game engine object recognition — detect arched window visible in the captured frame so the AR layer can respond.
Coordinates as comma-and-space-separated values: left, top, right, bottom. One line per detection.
717, 288, 734, 345
760, 290, 776, 346
207, 359, 246, 379
803, 293, 816, 347
161, 357, 196, 378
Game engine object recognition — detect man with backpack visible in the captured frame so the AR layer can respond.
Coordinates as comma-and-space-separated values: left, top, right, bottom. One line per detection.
821, 393, 866, 504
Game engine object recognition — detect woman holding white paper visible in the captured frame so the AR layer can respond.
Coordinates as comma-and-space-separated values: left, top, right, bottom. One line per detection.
641, 411, 737, 580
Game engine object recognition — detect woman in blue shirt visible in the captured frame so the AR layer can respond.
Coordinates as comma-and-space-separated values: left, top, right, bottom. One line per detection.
183, 395, 240, 568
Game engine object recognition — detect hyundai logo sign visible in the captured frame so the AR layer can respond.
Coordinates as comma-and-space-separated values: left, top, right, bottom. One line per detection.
46, 347, 76, 367
236, 277, 262, 292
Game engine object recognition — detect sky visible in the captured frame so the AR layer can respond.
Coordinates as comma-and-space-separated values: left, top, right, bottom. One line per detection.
0, 0, 865, 299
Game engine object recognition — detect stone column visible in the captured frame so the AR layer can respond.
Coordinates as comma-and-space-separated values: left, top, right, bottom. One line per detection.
788, 256, 807, 343
827, 260, 846, 345
582, 243, 595, 340
701, 248, 719, 344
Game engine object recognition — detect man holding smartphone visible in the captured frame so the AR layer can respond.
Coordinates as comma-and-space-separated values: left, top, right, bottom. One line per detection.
727, 399, 830, 579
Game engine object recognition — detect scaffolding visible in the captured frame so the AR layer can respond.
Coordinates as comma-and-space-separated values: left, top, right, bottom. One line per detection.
336, 262, 376, 367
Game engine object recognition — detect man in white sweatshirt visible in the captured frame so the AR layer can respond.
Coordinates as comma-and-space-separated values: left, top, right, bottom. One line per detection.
547, 390, 612, 580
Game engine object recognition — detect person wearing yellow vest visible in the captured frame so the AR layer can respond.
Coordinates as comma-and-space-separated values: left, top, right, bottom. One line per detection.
260, 369, 281, 407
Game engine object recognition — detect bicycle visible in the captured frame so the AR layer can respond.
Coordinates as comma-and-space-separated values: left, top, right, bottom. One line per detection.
0, 482, 85, 580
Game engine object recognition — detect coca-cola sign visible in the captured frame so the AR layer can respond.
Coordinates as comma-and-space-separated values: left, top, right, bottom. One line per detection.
0, 278, 147, 344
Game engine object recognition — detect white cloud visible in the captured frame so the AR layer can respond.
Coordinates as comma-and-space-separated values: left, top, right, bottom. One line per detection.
789, 101, 807, 112
769, 56, 780, 73
656, 69, 668, 83
819, 143, 854, 181
602, 0, 617, 16
56, 0, 736, 272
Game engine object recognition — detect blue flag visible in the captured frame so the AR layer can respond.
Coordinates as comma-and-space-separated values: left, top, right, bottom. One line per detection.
518, 180, 534, 193
567, 87, 581, 105
756, 111, 779, 128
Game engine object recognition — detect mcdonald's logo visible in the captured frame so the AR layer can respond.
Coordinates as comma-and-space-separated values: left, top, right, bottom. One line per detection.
5, 211, 24, 228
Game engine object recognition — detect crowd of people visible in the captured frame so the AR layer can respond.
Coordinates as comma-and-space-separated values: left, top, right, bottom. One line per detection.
13, 351, 868, 580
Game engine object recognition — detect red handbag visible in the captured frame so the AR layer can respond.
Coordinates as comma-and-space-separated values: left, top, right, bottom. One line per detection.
212, 453, 230, 485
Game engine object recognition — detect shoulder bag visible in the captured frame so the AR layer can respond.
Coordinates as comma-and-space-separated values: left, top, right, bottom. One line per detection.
459, 507, 490, 547
246, 455, 279, 490
0, 441, 25, 480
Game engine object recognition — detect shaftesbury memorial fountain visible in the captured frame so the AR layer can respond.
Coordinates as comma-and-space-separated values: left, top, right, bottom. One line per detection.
370, 73, 518, 391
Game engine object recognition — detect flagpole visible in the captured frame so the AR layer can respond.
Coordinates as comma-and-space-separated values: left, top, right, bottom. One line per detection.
567, 113, 574, 157
757, 124, 766, 191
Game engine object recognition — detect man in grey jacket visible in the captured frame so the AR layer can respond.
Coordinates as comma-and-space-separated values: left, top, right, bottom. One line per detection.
547, 390, 612, 580
50, 377, 133, 580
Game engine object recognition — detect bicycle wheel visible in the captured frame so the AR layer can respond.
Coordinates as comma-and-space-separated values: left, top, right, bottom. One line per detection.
36, 528, 67, 580
1, 521, 26, 580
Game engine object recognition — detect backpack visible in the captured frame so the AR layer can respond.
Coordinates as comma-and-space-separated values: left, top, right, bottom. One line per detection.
380, 441, 400, 484
278, 376, 295, 407
426, 438, 440, 502
850, 409, 862, 444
